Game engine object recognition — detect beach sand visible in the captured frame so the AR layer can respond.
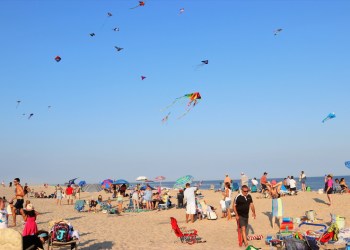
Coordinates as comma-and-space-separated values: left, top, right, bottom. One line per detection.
1, 186, 349, 249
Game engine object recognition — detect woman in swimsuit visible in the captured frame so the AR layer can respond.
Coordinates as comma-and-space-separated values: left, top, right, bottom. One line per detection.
266, 180, 283, 228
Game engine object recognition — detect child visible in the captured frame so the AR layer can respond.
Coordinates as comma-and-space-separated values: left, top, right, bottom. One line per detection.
0, 197, 8, 229
23, 204, 38, 236
117, 192, 123, 213
220, 196, 227, 218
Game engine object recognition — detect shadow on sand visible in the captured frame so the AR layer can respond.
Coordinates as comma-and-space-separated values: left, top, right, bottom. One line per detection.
313, 198, 328, 205
80, 241, 113, 249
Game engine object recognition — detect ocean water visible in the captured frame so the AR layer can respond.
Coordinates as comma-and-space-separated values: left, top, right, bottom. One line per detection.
140, 175, 350, 191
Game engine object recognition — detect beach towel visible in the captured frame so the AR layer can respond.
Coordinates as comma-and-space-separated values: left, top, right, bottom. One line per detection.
272, 198, 283, 217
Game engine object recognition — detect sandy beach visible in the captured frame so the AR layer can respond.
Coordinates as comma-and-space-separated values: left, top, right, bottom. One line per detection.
1, 185, 349, 250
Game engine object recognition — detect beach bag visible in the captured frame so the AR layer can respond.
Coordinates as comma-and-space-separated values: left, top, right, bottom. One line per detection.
207, 211, 217, 220
52, 222, 70, 242
251, 186, 257, 193
284, 238, 309, 250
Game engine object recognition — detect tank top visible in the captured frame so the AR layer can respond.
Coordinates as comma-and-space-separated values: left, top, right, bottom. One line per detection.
225, 188, 232, 201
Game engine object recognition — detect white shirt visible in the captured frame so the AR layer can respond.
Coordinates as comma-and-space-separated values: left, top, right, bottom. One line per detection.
251, 179, 258, 186
289, 179, 296, 188
0, 209, 8, 229
220, 200, 226, 210
184, 187, 197, 205
224, 187, 232, 201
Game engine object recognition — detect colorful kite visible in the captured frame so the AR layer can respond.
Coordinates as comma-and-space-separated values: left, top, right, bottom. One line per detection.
274, 28, 283, 36
322, 112, 336, 123
163, 92, 202, 119
28, 113, 34, 120
162, 112, 171, 124
89, 33, 95, 37
179, 8, 185, 14
141, 76, 146, 80
130, 1, 145, 9
16, 100, 21, 108
55, 56, 61, 62
114, 46, 124, 51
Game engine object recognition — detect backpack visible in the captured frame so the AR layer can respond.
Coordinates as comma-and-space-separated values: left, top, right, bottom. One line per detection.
52, 222, 71, 242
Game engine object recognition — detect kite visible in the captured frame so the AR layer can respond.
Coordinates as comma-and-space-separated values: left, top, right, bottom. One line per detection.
114, 46, 124, 51
130, 1, 145, 9
55, 56, 61, 62
345, 161, 350, 169
195, 60, 208, 70
163, 92, 202, 119
107, 12, 113, 17
162, 112, 171, 124
113, 27, 120, 32
179, 8, 185, 14
322, 112, 336, 123
48, 106, 51, 110
89, 33, 95, 37
141, 76, 146, 80
16, 100, 21, 108
28, 113, 34, 120
274, 28, 283, 36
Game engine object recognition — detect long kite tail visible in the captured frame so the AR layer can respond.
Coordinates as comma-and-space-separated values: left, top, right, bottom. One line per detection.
161, 96, 184, 112
177, 100, 200, 119
130, 5, 139, 9
322, 118, 328, 123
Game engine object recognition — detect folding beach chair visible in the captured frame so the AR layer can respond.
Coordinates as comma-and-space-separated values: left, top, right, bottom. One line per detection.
170, 217, 205, 245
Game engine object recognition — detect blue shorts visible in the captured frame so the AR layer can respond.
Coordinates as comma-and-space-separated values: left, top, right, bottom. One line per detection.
225, 200, 231, 209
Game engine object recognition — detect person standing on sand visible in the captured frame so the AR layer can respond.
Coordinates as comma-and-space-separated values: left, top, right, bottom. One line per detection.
233, 185, 256, 247
325, 174, 333, 206
56, 184, 63, 206
266, 180, 283, 228
11, 178, 25, 226
184, 183, 197, 223
299, 171, 307, 191
224, 174, 231, 184
224, 182, 232, 220
65, 185, 74, 205
260, 172, 268, 194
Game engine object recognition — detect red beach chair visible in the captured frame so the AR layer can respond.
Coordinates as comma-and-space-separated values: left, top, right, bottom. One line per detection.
170, 217, 205, 245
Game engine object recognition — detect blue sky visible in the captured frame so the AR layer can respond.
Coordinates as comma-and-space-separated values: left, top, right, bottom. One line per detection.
1, 0, 349, 184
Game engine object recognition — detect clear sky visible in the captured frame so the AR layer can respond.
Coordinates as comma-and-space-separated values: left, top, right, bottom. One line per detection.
1, 0, 349, 184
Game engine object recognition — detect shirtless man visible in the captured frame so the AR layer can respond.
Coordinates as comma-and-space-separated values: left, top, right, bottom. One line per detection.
11, 178, 25, 226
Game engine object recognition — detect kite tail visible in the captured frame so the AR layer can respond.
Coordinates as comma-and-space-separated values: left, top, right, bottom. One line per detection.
161, 96, 184, 112
322, 118, 327, 123
130, 5, 139, 9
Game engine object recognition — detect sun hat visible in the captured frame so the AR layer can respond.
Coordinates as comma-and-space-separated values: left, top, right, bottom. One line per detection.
26, 204, 33, 211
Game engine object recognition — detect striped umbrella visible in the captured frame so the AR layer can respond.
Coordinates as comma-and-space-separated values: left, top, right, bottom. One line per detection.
155, 176, 166, 187
173, 175, 194, 189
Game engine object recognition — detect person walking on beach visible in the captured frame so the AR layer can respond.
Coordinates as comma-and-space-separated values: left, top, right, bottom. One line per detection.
224, 182, 232, 220
289, 176, 297, 195
240, 172, 248, 187
299, 171, 307, 192
233, 185, 256, 247
11, 177, 25, 226
65, 185, 74, 205
325, 174, 333, 206
260, 172, 268, 194
22, 204, 38, 236
184, 183, 197, 223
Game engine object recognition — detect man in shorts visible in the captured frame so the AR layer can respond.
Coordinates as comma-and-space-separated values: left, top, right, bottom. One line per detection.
184, 183, 197, 223
65, 185, 74, 205
233, 185, 256, 247
11, 177, 25, 226
260, 172, 268, 194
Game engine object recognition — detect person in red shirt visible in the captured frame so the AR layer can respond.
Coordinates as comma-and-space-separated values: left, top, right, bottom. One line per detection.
260, 172, 268, 194
65, 185, 74, 205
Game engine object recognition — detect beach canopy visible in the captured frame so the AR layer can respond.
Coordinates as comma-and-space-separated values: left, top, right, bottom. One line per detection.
173, 175, 194, 189
82, 184, 103, 193
136, 176, 148, 181
113, 179, 129, 185
155, 176, 166, 181
78, 180, 86, 187
101, 179, 113, 189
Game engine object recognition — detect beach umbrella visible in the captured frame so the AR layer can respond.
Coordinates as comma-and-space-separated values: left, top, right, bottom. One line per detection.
66, 178, 78, 185
136, 176, 148, 181
78, 180, 86, 187
155, 176, 166, 187
113, 179, 129, 185
101, 179, 113, 189
82, 184, 103, 193
140, 185, 155, 191
173, 175, 194, 189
